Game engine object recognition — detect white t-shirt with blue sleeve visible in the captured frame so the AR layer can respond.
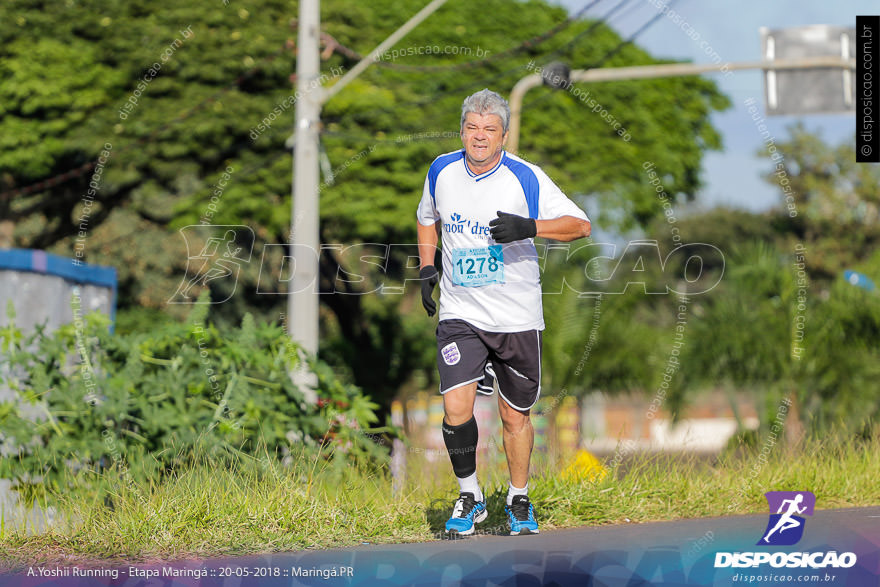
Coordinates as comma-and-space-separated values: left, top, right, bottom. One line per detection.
416, 149, 589, 333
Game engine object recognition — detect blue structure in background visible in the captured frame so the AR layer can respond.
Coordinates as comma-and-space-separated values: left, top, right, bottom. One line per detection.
843, 269, 875, 292
0, 249, 117, 532
0, 248, 117, 331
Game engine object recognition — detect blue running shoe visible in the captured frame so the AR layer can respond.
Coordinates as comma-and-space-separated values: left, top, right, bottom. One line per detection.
445, 492, 487, 537
505, 494, 539, 535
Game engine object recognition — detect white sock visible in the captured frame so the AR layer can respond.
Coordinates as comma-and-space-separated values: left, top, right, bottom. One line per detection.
456, 472, 483, 502
507, 481, 528, 505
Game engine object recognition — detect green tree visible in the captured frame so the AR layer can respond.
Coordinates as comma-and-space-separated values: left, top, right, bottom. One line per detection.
678, 243, 792, 422
677, 239, 880, 438
760, 123, 880, 281
1, 0, 730, 406
541, 243, 664, 396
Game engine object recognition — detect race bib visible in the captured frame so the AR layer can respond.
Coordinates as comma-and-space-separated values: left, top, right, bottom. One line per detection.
451, 246, 504, 287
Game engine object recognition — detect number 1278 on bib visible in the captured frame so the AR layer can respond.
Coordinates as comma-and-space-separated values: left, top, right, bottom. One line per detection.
451, 245, 504, 287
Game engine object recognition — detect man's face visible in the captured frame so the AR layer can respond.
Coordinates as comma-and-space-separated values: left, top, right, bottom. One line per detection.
461, 112, 507, 169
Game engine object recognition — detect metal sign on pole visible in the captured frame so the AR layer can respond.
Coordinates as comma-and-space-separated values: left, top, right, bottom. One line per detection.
761, 25, 855, 116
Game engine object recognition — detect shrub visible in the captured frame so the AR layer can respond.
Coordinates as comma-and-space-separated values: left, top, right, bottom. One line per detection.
0, 301, 386, 492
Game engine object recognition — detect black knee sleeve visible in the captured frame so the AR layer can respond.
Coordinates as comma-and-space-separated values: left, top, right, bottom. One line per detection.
442, 416, 478, 478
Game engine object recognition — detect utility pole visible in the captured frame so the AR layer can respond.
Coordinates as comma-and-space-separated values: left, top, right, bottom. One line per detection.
289, 0, 322, 396
287, 0, 450, 398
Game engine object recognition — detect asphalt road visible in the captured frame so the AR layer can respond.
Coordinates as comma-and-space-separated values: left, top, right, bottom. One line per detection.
234, 506, 879, 586
4, 506, 878, 586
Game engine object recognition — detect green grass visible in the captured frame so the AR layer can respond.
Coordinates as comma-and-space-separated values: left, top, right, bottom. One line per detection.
1, 436, 879, 570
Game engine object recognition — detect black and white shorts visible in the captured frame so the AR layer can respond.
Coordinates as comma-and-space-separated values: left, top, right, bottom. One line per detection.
436, 319, 543, 412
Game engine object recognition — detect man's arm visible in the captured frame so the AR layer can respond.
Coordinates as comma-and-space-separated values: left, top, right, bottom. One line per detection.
418, 220, 440, 268
417, 220, 441, 317
535, 215, 591, 242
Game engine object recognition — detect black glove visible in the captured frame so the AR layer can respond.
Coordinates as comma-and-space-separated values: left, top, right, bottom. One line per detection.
420, 265, 440, 316
489, 211, 537, 243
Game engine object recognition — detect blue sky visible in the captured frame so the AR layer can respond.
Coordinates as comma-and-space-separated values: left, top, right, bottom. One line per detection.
554, 0, 872, 213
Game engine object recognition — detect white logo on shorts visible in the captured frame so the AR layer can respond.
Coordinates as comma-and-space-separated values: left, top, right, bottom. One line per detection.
441, 342, 461, 365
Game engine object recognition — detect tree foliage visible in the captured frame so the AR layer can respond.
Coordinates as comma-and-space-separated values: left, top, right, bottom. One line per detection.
759, 122, 880, 281
540, 125, 880, 438
0, 0, 730, 406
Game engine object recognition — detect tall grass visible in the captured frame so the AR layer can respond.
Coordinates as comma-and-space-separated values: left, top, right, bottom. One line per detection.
1, 435, 878, 570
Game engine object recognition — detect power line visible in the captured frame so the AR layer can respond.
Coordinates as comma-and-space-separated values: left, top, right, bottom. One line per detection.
0, 43, 292, 201
0, 0, 627, 202
320, 128, 460, 145
541, 0, 635, 63
608, 0, 652, 25
85, 148, 291, 254
321, 2, 665, 151
328, 0, 603, 73
417, 0, 629, 101
587, 0, 673, 65
0, 0, 586, 201
523, 0, 679, 113
322, 0, 631, 126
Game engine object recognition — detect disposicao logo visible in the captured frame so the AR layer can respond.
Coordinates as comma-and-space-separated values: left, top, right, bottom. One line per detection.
759, 491, 814, 546
714, 491, 857, 570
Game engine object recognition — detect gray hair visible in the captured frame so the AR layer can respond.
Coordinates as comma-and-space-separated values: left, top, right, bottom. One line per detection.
460, 89, 510, 134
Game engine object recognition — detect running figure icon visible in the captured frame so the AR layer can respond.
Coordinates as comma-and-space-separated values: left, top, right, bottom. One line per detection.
168, 225, 255, 304
177, 230, 243, 300
762, 493, 807, 543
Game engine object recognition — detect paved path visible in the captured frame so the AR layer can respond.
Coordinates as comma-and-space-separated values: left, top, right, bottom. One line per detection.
3, 507, 878, 586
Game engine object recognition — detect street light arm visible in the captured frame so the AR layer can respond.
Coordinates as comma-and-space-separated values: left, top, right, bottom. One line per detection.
569, 56, 855, 84
507, 73, 542, 155
507, 57, 855, 156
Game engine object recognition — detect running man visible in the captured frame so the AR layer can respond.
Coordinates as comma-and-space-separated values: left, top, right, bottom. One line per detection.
763, 493, 807, 543
416, 89, 590, 537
